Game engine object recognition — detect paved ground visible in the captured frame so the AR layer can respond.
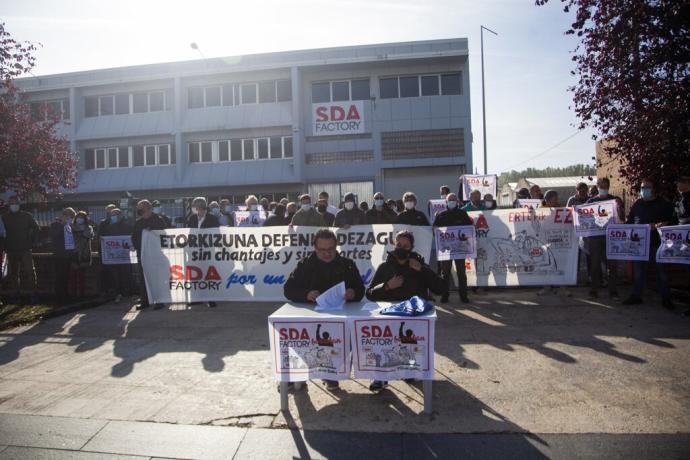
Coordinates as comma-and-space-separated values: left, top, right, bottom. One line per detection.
0, 287, 689, 459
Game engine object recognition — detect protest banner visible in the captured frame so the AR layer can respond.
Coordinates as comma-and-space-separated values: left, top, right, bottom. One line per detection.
141, 224, 433, 303
100, 236, 138, 265
268, 319, 350, 381
572, 199, 618, 237
435, 225, 477, 260
655, 225, 690, 265
233, 210, 267, 227
606, 224, 651, 261
464, 208, 579, 286
351, 316, 435, 380
515, 199, 542, 210
428, 199, 446, 219
461, 174, 497, 201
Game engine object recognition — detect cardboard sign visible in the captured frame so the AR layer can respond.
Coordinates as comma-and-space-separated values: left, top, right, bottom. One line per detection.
656, 225, 690, 265
573, 199, 618, 237
461, 174, 497, 201
100, 236, 138, 265
515, 199, 542, 210
233, 210, 267, 227
428, 199, 447, 219
606, 224, 651, 261
435, 225, 477, 260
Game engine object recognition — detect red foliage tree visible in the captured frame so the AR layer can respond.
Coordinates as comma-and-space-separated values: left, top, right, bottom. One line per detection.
0, 22, 77, 198
537, 0, 690, 193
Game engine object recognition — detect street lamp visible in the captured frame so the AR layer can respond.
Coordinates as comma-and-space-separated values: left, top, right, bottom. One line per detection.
190, 42, 206, 60
480, 25, 498, 175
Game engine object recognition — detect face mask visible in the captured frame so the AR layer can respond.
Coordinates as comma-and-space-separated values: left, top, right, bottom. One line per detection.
599, 189, 609, 196
76, 218, 85, 225
344, 202, 355, 210
9, 204, 19, 212
447, 200, 457, 209
192, 207, 199, 215
152, 207, 161, 214
249, 204, 258, 211
404, 201, 415, 210
211, 208, 220, 216
110, 215, 119, 224
374, 199, 384, 207
317, 205, 327, 213
640, 188, 652, 199
392, 248, 410, 260
301, 203, 311, 211
484, 201, 493, 209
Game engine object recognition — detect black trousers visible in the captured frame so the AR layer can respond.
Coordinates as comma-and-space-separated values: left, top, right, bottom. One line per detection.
439, 259, 467, 296
105, 264, 132, 296
137, 261, 150, 306
54, 256, 72, 302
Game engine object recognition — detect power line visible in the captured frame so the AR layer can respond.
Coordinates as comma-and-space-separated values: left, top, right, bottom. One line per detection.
502, 130, 583, 171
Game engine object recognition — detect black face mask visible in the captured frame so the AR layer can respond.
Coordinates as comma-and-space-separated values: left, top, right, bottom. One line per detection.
392, 248, 410, 260
317, 205, 327, 213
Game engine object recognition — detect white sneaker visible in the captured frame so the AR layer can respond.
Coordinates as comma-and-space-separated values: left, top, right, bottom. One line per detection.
114, 294, 122, 304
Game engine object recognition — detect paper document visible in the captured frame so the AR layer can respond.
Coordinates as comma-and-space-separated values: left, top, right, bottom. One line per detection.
361, 302, 381, 311
315, 281, 346, 311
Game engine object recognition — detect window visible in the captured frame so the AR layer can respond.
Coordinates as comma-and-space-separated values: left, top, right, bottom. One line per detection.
257, 138, 269, 159
149, 91, 165, 111
189, 143, 200, 163
115, 93, 130, 114
240, 83, 257, 104
99, 96, 114, 115
85, 149, 95, 169
46, 101, 61, 119
276, 80, 291, 102
205, 86, 221, 107
421, 75, 439, 96
219, 141, 230, 161
283, 136, 293, 158
188, 87, 204, 109
170, 144, 176, 164
242, 139, 255, 160
259, 81, 276, 103
95, 149, 106, 169
85, 96, 99, 117
311, 82, 330, 103
118, 147, 129, 167
400, 76, 419, 98
145, 145, 157, 166
30, 102, 43, 121
380, 78, 398, 99
201, 142, 212, 162
108, 148, 118, 168
270, 136, 282, 159
62, 98, 70, 119
332, 81, 349, 101
351, 79, 370, 100
133, 146, 144, 166
441, 73, 461, 95
222, 85, 234, 106
158, 144, 170, 165
133, 93, 148, 113
230, 139, 242, 161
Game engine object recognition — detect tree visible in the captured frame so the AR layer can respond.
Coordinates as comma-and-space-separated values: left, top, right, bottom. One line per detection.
498, 164, 597, 185
537, 0, 690, 193
0, 22, 77, 198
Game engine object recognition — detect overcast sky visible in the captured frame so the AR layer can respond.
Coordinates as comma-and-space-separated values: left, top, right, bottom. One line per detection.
1, 0, 596, 174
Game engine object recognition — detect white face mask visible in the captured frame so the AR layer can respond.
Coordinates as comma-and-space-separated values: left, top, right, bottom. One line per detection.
192, 207, 199, 215
447, 200, 457, 209
300, 203, 311, 211
374, 199, 384, 207
9, 204, 19, 212
441, 194, 447, 200
344, 202, 355, 210
484, 201, 493, 208
152, 207, 161, 214
598, 188, 609, 196
404, 201, 415, 210
249, 204, 258, 211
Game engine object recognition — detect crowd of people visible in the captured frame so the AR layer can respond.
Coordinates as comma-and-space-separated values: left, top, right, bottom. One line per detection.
0, 176, 688, 314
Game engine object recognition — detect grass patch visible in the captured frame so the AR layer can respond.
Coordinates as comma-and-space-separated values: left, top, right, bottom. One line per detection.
0, 303, 56, 325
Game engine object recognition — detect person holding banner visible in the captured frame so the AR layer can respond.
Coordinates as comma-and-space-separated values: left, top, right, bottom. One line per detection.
264, 203, 290, 226
622, 178, 675, 308
461, 190, 486, 212
291, 194, 325, 227
675, 176, 690, 225
100, 208, 133, 304
151, 200, 172, 228
440, 185, 451, 200
316, 199, 335, 226
530, 185, 544, 200
334, 193, 367, 228
132, 200, 167, 310
50, 207, 77, 304
433, 193, 472, 303
366, 192, 396, 224
218, 199, 233, 227
186, 197, 220, 229
566, 182, 590, 208
396, 192, 430, 226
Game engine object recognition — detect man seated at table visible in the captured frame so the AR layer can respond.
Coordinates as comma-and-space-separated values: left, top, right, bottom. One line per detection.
283, 228, 365, 390
365, 230, 445, 393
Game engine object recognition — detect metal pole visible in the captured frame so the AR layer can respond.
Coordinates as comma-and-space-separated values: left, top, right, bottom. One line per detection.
480, 25, 497, 175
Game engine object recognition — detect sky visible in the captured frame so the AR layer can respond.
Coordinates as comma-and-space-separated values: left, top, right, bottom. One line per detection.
0, 0, 596, 174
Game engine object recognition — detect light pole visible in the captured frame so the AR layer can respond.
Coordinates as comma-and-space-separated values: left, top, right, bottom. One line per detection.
480, 25, 497, 175
190, 42, 206, 60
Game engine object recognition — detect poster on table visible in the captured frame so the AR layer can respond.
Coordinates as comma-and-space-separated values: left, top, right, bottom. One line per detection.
461, 174, 497, 201
141, 224, 433, 303
351, 316, 435, 380
655, 225, 690, 265
100, 236, 138, 265
268, 319, 350, 381
428, 199, 447, 219
233, 210, 267, 227
515, 199, 542, 210
572, 199, 618, 237
606, 224, 651, 261
463, 208, 579, 287
435, 225, 477, 260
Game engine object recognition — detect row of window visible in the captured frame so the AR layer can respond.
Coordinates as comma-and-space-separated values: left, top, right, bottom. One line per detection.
29, 99, 70, 121
188, 80, 291, 109
311, 79, 371, 103
188, 136, 293, 163
379, 73, 462, 99
85, 90, 169, 118
85, 144, 176, 170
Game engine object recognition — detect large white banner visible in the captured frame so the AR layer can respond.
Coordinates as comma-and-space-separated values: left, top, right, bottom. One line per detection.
465, 208, 578, 287
656, 225, 690, 265
573, 199, 618, 237
141, 224, 433, 303
100, 236, 137, 265
606, 224, 651, 261
461, 174, 497, 201
312, 101, 365, 136
435, 225, 477, 260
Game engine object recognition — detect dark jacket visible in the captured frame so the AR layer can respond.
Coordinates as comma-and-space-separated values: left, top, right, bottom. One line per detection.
283, 253, 365, 303
186, 212, 220, 229
366, 207, 397, 224
366, 252, 445, 301
334, 207, 367, 227
100, 220, 133, 237
50, 221, 76, 258
319, 211, 335, 227
432, 207, 472, 227
1, 210, 40, 253
157, 213, 173, 228
675, 190, 690, 225
626, 197, 675, 247
396, 209, 429, 226
291, 208, 326, 227
132, 214, 167, 254
264, 214, 290, 227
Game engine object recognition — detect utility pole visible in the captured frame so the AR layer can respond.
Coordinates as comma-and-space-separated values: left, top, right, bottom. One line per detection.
480, 25, 498, 175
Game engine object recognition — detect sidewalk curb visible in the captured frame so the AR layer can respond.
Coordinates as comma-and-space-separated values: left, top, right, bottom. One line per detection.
0, 297, 113, 330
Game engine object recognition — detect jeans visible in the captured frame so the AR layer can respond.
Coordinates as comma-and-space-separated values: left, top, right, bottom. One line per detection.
632, 260, 669, 299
